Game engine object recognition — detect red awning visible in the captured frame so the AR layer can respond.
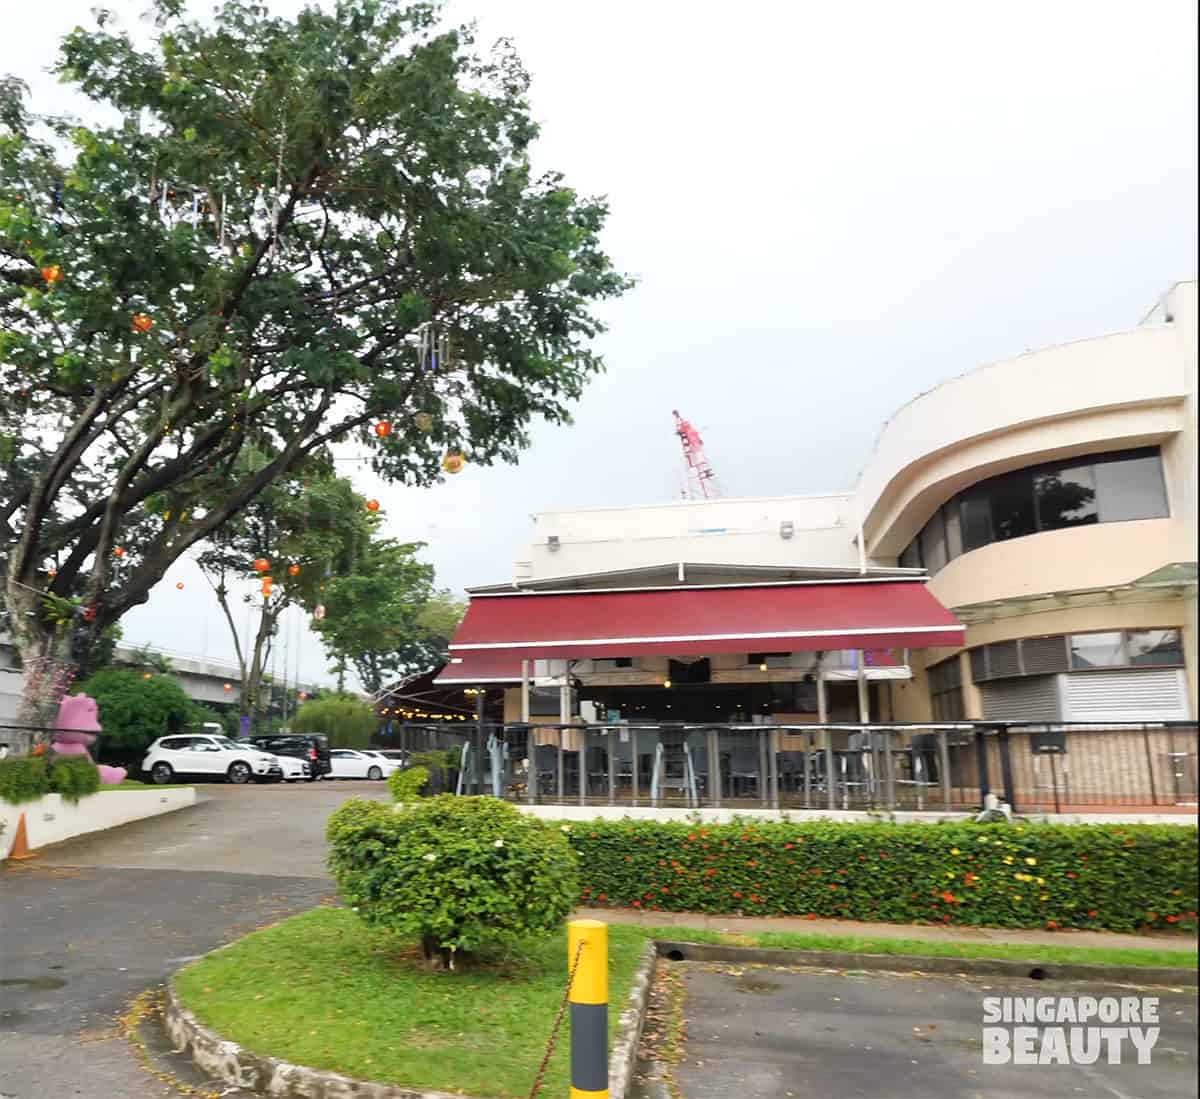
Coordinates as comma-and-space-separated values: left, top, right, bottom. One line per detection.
434, 650, 524, 685
447, 580, 964, 661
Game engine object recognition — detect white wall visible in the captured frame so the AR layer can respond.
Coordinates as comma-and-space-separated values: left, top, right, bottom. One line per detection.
518, 494, 860, 582
1, 787, 196, 859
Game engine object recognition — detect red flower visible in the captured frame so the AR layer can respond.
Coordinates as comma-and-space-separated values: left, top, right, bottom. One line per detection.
1066, 872, 1077, 879
1046, 920, 1058, 930
1087, 910, 1098, 918
661, 886, 669, 894
857, 854, 867, 861
803, 913, 817, 920
1166, 915, 1179, 923
631, 900, 641, 908
732, 891, 743, 899
687, 832, 697, 841
828, 884, 838, 891
783, 843, 794, 850
941, 891, 956, 904
597, 894, 606, 902
879, 852, 889, 859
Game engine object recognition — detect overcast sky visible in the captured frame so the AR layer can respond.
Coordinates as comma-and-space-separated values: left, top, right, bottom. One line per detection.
4, 1, 1196, 690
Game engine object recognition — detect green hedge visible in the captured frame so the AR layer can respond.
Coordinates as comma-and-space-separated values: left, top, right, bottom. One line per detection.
0, 756, 49, 805
567, 819, 1199, 933
47, 756, 101, 804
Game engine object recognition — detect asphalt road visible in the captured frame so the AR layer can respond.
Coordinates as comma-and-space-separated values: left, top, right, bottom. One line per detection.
669, 963, 1197, 1099
0, 780, 386, 1099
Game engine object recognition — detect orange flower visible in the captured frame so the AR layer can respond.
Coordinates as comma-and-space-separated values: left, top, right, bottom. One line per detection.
732, 891, 743, 899
941, 891, 956, 904
783, 842, 794, 850
1166, 915, 1179, 923
1045, 920, 1058, 930
803, 913, 817, 920
632, 900, 641, 908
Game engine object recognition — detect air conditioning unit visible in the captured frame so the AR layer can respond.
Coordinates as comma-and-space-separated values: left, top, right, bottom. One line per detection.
780, 520, 794, 540
547, 535, 560, 552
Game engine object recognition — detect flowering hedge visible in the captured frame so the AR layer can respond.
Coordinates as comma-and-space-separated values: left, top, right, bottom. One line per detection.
566, 819, 1198, 933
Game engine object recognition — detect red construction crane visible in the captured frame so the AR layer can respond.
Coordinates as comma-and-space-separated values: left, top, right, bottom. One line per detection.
672, 410, 722, 500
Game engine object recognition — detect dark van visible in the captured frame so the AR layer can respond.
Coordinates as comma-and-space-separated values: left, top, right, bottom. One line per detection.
249, 734, 331, 780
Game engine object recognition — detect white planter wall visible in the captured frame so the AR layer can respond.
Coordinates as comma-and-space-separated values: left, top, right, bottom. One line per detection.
0, 787, 196, 859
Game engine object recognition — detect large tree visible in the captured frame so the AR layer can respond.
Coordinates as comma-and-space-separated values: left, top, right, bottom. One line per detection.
0, 1, 628, 741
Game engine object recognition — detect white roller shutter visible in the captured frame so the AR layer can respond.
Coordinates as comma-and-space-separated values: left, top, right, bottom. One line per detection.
978, 676, 1062, 721
1063, 669, 1189, 722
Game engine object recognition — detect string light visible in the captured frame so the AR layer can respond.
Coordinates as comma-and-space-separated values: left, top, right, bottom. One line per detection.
365, 499, 380, 512
373, 421, 392, 438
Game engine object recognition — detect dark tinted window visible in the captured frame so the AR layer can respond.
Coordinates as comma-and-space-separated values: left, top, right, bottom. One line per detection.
1035, 463, 1097, 529
1094, 452, 1168, 521
900, 448, 1167, 574
1126, 628, 1183, 666
960, 491, 993, 552
990, 470, 1036, 541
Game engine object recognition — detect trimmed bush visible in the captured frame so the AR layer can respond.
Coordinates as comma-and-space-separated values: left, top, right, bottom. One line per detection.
0, 756, 50, 805
387, 765, 429, 802
567, 818, 1199, 934
48, 756, 102, 803
327, 796, 579, 963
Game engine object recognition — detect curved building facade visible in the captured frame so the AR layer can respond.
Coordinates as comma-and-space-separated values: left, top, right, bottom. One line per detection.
858, 280, 1197, 722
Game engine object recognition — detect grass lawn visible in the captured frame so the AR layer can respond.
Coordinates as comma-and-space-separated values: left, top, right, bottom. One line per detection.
174, 906, 650, 1098
644, 927, 1197, 970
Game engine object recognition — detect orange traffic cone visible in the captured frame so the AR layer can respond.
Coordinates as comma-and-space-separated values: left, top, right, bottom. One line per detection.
6, 812, 37, 861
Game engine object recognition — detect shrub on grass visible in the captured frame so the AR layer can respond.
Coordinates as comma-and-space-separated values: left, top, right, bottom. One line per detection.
0, 756, 50, 805
327, 795, 579, 966
567, 818, 1199, 934
47, 756, 101, 804
387, 765, 429, 802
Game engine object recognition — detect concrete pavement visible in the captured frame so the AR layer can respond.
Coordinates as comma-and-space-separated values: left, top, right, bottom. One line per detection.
660, 963, 1197, 1099
0, 780, 383, 1099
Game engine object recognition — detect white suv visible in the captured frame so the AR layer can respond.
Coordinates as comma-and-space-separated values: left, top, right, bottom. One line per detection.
141, 734, 282, 785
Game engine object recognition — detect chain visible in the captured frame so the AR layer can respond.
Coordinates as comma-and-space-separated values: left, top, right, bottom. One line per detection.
527, 939, 586, 1099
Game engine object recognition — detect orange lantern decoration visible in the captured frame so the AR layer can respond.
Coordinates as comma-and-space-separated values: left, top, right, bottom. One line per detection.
441, 451, 466, 475
261, 578, 273, 597
175, 582, 185, 590
223, 683, 233, 692
412, 411, 434, 432
365, 498, 380, 512
113, 546, 126, 558
252, 557, 270, 573
373, 421, 392, 438
40, 264, 62, 285
131, 313, 154, 333
287, 564, 301, 577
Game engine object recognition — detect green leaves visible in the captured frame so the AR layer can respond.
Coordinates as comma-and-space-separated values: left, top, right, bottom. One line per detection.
327, 795, 579, 955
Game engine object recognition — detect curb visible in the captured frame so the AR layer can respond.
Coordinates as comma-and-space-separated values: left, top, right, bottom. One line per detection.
164, 941, 660, 1099
652, 940, 1199, 987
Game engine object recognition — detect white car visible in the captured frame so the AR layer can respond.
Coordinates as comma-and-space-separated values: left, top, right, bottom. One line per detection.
227, 743, 310, 783
142, 734, 282, 785
328, 749, 400, 780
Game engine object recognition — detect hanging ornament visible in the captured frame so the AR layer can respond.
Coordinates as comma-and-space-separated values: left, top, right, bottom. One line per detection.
40, 264, 62, 285
260, 576, 273, 596
287, 564, 301, 577
313, 604, 326, 621
441, 451, 466, 475
413, 411, 434, 432
373, 420, 392, 438
113, 546, 126, 558
175, 582, 185, 590
365, 499, 380, 513
252, 557, 270, 573
131, 313, 154, 333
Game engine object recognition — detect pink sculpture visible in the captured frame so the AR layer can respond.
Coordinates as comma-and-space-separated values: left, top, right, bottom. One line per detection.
53, 694, 127, 784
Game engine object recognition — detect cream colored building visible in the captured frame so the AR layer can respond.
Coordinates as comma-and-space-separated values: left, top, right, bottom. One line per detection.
861, 279, 1197, 724
470, 281, 1196, 726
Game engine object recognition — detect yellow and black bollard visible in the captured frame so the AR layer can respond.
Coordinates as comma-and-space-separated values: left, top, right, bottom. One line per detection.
567, 918, 608, 1099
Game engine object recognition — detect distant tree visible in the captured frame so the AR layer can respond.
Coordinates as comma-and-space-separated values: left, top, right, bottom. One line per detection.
292, 694, 374, 748
76, 666, 197, 765
312, 540, 439, 694
196, 454, 373, 726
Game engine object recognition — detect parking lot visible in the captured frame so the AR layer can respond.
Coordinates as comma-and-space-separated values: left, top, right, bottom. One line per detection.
639, 962, 1197, 1099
